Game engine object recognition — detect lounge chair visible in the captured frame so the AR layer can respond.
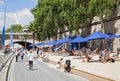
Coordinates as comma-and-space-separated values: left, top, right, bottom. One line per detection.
112, 53, 120, 60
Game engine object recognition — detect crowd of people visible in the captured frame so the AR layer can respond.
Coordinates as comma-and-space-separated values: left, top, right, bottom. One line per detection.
53, 45, 120, 73
68, 46, 120, 63
11, 44, 120, 72
12, 46, 71, 72
12, 47, 43, 70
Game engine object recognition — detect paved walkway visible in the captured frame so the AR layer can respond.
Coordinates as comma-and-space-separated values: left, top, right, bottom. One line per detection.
46, 52, 120, 81
9, 55, 89, 81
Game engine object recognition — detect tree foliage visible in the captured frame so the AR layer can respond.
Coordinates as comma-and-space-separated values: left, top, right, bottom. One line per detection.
6, 24, 23, 33
29, 0, 117, 41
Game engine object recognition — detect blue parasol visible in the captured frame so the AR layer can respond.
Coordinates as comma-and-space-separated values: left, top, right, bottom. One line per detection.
71, 36, 88, 43
85, 31, 109, 40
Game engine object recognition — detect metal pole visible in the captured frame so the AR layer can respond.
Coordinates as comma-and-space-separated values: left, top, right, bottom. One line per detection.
33, 32, 35, 49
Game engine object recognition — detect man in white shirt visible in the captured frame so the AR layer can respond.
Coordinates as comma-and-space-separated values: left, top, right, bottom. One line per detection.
27, 50, 34, 70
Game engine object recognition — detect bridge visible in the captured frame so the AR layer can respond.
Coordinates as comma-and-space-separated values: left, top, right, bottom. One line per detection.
0, 33, 39, 49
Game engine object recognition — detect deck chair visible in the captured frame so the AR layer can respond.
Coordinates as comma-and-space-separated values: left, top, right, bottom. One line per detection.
112, 53, 120, 60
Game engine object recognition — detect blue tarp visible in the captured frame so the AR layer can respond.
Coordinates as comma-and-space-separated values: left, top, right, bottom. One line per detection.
70, 36, 88, 43
85, 32, 109, 40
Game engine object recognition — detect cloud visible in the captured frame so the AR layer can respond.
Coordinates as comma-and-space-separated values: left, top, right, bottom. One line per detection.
0, 8, 34, 30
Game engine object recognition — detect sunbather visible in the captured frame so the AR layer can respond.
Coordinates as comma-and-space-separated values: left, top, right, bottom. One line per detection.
100, 49, 107, 63
112, 48, 120, 60
86, 46, 94, 62
100, 49, 115, 63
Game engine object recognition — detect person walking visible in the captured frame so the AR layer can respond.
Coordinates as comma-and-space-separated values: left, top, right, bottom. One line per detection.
15, 49, 18, 62
33, 49, 37, 61
21, 50, 24, 61
27, 50, 34, 70
15, 48, 20, 62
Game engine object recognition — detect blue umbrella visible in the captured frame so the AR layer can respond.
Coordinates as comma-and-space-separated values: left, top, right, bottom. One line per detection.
71, 36, 88, 43
116, 34, 120, 38
85, 32, 109, 40
29, 44, 39, 47
105, 33, 118, 39
29, 42, 43, 47
37, 42, 49, 46
29, 44, 34, 47
56, 37, 72, 44
46, 41, 57, 45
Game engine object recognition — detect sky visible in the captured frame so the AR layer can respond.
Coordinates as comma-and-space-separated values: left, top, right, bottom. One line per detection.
0, 0, 38, 30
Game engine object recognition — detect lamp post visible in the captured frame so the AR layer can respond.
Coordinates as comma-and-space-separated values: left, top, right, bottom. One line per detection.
32, 28, 39, 49
23, 33, 28, 50
32, 31, 35, 49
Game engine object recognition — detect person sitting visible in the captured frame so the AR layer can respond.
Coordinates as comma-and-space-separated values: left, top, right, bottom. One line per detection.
112, 48, 120, 60
61, 48, 65, 53
86, 46, 93, 62
92, 48, 98, 55
100, 49, 107, 63
108, 55, 115, 63
86, 53, 93, 62
100, 49, 115, 63
56, 61, 61, 69
101, 49, 114, 63
56, 58, 64, 69
69, 49, 76, 56
71, 49, 80, 56
41, 50, 49, 62
69, 50, 75, 56
59, 58, 64, 66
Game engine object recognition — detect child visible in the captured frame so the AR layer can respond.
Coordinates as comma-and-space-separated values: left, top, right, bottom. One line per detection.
56, 61, 61, 69
56, 58, 64, 69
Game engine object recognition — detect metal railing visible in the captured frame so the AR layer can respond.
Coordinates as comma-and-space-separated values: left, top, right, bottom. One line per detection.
0, 52, 12, 71
0, 51, 15, 81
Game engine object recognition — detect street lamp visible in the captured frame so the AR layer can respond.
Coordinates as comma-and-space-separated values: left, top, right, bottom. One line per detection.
32, 31, 35, 49
23, 33, 28, 50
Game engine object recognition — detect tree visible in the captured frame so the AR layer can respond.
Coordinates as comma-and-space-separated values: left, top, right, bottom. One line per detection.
23, 34, 28, 50
6, 24, 23, 33
87, 0, 117, 32
30, 0, 117, 41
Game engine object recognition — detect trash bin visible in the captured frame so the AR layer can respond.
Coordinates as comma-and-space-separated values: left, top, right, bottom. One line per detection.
65, 60, 71, 72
